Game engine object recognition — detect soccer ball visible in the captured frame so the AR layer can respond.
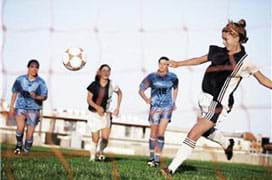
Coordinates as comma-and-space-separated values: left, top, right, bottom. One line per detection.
62, 47, 86, 71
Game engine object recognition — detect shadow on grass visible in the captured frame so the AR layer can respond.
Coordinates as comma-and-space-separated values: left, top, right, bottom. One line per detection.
175, 164, 198, 173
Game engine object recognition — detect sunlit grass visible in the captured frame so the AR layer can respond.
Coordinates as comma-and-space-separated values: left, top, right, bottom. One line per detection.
1, 144, 271, 180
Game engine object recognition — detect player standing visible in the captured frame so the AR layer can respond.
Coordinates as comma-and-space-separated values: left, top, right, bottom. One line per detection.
139, 56, 179, 167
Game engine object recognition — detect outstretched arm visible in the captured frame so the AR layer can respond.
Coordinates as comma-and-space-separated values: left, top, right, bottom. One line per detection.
253, 71, 272, 89
168, 55, 208, 68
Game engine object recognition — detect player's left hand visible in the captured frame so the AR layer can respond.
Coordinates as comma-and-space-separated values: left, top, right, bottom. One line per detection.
29, 92, 37, 99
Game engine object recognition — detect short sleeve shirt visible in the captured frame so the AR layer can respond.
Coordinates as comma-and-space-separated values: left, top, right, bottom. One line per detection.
87, 80, 119, 112
139, 72, 178, 108
202, 45, 258, 108
12, 75, 48, 110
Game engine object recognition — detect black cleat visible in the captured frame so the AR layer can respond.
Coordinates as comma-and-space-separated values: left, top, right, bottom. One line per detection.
160, 168, 173, 179
97, 154, 106, 161
147, 159, 154, 166
224, 139, 235, 160
148, 160, 160, 168
23, 148, 30, 155
14, 145, 22, 155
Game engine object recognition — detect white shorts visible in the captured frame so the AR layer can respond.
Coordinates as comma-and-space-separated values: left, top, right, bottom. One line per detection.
86, 112, 112, 133
197, 92, 228, 123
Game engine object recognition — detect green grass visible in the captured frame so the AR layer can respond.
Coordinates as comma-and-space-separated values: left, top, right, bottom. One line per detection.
1, 143, 271, 180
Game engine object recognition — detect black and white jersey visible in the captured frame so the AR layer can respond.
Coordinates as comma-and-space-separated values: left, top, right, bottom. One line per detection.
87, 80, 119, 112
202, 45, 258, 111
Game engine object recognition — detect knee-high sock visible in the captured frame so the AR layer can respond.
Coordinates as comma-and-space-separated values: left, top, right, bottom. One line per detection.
168, 137, 196, 173
16, 130, 24, 148
206, 129, 229, 149
24, 137, 33, 152
154, 136, 164, 162
149, 138, 156, 160
90, 143, 97, 160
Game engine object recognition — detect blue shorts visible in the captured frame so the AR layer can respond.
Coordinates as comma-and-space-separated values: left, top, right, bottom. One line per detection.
148, 106, 173, 125
15, 109, 41, 127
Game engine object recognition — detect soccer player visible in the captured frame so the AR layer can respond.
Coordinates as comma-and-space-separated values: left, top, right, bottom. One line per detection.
87, 64, 122, 161
139, 56, 179, 167
9, 59, 48, 155
161, 19, 272, 177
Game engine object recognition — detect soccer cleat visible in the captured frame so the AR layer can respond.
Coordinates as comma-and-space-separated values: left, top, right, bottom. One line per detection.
160, 168, 173, 179
14, 145, 22, 155
148, 160, 160, 168
23, 148, 30, 155
147, 159, 154, 166
224, 139, 235, 160
97, 154, 106, 161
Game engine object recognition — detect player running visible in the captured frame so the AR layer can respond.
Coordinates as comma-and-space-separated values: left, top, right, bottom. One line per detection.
9, 59, 48, 155
161, 19, 272, 177
87, 64, 122, 161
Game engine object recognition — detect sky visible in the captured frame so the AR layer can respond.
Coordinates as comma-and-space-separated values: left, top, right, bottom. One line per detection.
0, 0, 271, 138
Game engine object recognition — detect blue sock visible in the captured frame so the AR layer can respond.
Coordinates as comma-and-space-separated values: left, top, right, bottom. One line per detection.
16, 130, 24, 148
154, 136, 165, 162
149, 138, 156, 160
154, 153, 160, 162
157, 136, 165, 152
24, 137, 33, 152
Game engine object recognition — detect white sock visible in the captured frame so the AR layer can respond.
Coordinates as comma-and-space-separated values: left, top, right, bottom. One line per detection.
168, 137, 196, 173
90, 143, 97, 160
207, 129, 228, 149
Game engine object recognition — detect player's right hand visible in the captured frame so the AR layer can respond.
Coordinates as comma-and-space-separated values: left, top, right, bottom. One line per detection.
167, 60, 179, 68
96, 106, 105, 116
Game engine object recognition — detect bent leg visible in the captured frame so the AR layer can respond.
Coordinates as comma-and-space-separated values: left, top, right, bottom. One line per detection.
168, 119, 215, 173
99, 128, 111, 153
15, 114, 26, 153
24, 125, 35, 153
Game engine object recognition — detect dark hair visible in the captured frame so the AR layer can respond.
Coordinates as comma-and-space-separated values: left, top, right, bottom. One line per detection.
222, 19, 248, 44
95, 64, 111, 81
158, 56, 169, 63
27, 59, 40, 68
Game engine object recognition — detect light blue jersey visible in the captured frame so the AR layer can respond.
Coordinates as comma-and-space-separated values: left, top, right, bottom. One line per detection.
140, 72, 178, 108
12, 75, 48, 110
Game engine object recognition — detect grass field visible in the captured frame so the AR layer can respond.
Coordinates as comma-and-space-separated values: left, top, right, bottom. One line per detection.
1, 143, 271, 180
